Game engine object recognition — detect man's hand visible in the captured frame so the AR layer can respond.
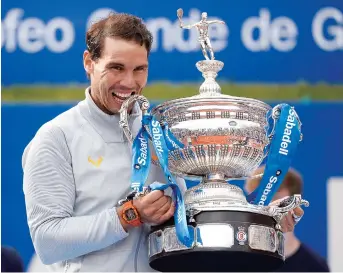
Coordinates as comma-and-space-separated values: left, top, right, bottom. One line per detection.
133, 190, 175, 225
270, 197, 305, 233
280, 206, 304, 232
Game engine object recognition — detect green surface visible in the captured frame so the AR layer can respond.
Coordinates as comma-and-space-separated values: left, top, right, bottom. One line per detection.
2, 82, 343, 102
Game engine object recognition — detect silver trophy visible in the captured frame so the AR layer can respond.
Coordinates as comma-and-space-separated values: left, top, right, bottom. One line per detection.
119, 9, 309, 272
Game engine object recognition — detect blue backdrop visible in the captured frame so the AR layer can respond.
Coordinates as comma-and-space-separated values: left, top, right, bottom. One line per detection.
2, 0, 343, 85
2, 101, 343, 269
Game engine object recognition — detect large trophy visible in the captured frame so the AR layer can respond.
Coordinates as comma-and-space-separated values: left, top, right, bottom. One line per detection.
119, 9, 309, 272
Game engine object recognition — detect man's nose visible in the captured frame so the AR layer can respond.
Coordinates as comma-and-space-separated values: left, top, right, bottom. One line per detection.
120, 72, 136, 90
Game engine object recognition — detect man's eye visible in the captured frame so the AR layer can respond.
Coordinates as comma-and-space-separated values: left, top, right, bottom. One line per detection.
111, 66, 123, 71
135, 67, 147, 72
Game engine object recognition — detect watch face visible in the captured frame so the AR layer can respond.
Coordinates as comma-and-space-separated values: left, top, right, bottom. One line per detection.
125, 208, 137, 221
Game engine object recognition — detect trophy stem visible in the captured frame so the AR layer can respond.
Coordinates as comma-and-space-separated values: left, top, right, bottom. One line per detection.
196, 60, 224, 95
203, 173, 226, 183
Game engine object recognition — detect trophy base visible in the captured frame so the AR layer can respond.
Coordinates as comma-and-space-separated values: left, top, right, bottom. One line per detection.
148, 210, 284, 272
150, 248, 282, 272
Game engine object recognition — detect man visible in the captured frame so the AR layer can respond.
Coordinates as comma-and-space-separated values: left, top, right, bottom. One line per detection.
245, 166, 330, 272
22, 13, 303, 272
22, 13, 175, 272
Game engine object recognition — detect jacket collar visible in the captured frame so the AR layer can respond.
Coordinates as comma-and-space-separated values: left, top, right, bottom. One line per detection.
79, 87, 142, 143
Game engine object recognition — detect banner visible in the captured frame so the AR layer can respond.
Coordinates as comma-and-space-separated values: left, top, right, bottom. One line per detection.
2, 0, 343, 85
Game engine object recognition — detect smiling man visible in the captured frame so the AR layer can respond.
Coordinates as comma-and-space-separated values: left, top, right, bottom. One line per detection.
84, 21, 149, 114
22, 13, 175, 272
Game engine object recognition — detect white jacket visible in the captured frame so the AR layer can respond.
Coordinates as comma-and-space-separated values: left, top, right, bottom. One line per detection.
22, 88, 186, 272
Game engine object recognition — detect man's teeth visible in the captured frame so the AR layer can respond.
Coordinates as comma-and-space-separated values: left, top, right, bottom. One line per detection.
114, 97, 123, 103
112, 92, 133, 101
116, 92, 131, 98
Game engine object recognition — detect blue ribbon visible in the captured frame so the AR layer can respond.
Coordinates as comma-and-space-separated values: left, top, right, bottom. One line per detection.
129, 114, 193, 247
247, 103, 302, 206
161, 122, 185, 151
130, 126, 151, 191
142, 115, 193, 247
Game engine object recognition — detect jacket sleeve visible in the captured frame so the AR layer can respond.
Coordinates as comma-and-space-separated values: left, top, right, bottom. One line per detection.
22, 123, 128, 265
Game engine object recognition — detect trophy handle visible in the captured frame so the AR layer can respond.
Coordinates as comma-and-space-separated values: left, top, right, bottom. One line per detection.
119, 95, 161, 167
268, 194, 309, 227
119, 95, 151, 143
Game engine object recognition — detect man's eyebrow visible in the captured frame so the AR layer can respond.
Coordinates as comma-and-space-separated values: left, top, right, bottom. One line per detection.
136, 64, 149, 69
105, 62, 148, 69
105, 62, 124, 68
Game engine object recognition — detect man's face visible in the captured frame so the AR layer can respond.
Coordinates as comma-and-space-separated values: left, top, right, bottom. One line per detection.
84, 37, 148, 114
201, 12, 207, 21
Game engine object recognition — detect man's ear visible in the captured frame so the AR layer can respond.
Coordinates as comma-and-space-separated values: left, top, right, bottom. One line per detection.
83, 50, 94, 76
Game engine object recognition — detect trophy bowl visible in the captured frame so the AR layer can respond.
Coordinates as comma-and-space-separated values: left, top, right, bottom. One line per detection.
151, 93, 271, 180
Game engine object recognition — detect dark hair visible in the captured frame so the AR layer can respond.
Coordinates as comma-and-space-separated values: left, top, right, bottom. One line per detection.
86, 13, 153, 61
281, 167, 303, 195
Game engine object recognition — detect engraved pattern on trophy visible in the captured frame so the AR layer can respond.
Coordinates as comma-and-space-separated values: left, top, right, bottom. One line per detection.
148, 230, 164, 257
164, 227, 192, 252
248, 225, 277, 252
152, 99, 271, 179
195, 60, 224, 94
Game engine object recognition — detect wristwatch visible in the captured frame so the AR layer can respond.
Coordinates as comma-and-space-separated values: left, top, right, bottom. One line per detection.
121, 200, 142, 227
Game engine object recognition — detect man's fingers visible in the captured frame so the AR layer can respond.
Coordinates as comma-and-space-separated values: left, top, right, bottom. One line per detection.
142, 190, 164, 204
291, 207, 304, 225
154, 196, 171, 214
155, 197, 172, 217
158, 202, 175, 223
293, 206, 304, 218
279, 205, 305, 232
281, 212, 295, 232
